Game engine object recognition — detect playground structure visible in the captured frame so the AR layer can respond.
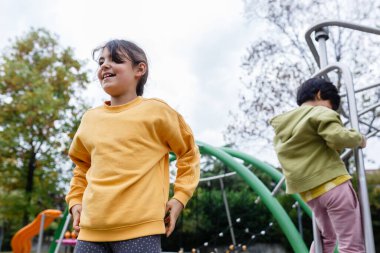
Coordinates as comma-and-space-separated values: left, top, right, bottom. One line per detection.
11, 20, 380, 253
11, 210, 61, 253
13, 145, 312, 253
306, 20, 380, 253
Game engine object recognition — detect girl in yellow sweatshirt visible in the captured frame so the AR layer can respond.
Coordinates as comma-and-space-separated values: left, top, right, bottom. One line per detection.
65, 40, 200, 253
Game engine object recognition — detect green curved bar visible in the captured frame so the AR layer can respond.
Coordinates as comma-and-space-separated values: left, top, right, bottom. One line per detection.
196, 141, 308, 253
221, 147, 312, 218
48, 207, 69, 253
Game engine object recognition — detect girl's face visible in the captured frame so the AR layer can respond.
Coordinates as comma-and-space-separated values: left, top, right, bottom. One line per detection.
97, 47, 140, 97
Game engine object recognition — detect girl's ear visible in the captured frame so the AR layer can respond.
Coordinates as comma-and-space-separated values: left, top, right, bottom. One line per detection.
316, 90, 322, 100
135, 62, 147, 78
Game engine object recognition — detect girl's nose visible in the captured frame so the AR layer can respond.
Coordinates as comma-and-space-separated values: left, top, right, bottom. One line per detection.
100, 63, 110, 70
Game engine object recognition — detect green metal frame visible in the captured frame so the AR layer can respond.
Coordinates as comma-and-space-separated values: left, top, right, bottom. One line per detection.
196, 141, 308, 252
221, 147, 312, 218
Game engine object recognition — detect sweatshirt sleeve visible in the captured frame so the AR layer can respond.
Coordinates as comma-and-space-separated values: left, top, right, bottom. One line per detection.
315, 110, 363, 150
165, 112, 200, 207
65, 130, 91, 212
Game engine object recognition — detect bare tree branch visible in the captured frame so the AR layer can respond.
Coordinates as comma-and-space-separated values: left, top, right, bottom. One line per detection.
225, 0, 380, 147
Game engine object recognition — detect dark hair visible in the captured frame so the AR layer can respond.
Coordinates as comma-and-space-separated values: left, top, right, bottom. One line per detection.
296, 78, 340, 111
93, 40, 148, 96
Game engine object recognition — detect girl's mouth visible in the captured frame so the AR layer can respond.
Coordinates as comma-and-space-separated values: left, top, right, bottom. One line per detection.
103, 73, 116, 80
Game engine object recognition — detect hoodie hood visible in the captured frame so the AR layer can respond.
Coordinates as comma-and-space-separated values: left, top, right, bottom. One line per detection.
270, 106, 315, 142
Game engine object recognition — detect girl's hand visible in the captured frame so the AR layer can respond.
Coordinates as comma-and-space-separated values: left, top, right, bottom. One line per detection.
71, 204, 82, 233
165, 198, 184, 237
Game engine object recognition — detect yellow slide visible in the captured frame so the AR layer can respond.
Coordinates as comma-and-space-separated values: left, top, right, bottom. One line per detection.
11, 209, 62, 253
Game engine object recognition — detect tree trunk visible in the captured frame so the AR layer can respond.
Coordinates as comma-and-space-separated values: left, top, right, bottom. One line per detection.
23, 150, 36, 225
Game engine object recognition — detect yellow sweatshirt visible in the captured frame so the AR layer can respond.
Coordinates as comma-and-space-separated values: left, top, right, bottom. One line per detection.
65, 96, 200, 242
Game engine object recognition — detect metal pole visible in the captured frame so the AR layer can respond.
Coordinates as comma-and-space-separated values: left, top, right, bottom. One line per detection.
340, 65, 375, 253
297, 203, 303, 239
315, 28, 329, 68
199, 172, 236, 182
271, 176, 285, 196
219, 178, 236, 246
54, 213, 72, 253
312, 26, 330, 253
305, 20, 380, 67
311, 63, 376, 253
340, 82, 380, 97
37, 213, 46, 253
255, 175, 285, 204
312, 215, 323, 253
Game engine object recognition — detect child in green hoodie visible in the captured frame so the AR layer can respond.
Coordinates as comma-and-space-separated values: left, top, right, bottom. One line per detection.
270, 78, 366, 253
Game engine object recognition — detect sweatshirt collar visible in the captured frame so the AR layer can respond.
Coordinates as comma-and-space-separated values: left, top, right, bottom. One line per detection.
103, 96, 143, 112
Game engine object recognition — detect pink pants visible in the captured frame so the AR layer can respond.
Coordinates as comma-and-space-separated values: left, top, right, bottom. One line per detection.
308, 181, 365, 253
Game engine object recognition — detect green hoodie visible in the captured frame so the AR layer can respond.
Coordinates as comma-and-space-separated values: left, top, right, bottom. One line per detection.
270, 105, 362, 194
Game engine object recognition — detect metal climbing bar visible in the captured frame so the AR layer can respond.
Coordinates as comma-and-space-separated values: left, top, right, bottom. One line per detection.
306, 21, 380, 252
342, 103, 380, 128
254, 176, 285, 204
340, 82, 380, 97
357, 102, 380, 117
305, 20, 380, 68
199, 172, 236, 182
311, 63, 376, 252
219, 178, 237, 246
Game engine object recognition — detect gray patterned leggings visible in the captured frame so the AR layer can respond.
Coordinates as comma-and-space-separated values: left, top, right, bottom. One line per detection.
75, 235, 161, 253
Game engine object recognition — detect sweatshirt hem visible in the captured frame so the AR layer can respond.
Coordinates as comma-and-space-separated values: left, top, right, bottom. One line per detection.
286, 163, 348, 194
77, 220, 165, 242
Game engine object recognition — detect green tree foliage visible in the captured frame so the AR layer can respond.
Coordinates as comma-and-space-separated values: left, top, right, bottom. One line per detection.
0, 28, 89, 249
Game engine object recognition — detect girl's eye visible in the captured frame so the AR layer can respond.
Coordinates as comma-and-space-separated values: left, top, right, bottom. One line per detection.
113, 59, 124, 64
98, 60, 104, 66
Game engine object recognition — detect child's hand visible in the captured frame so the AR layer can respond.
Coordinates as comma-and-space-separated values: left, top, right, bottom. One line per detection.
71, 204, 82, 233
360, 135, 367, 148
165, 198, 184, 237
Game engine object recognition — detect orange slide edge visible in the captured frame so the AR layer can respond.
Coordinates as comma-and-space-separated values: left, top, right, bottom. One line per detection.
11, 209, 62, 253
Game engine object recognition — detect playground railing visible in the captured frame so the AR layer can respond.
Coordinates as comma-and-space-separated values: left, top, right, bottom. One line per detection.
305, 20, 380, 252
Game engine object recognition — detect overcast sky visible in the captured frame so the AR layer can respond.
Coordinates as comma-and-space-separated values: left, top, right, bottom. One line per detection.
1, 0, 255, 143
1, 0, 379, 169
